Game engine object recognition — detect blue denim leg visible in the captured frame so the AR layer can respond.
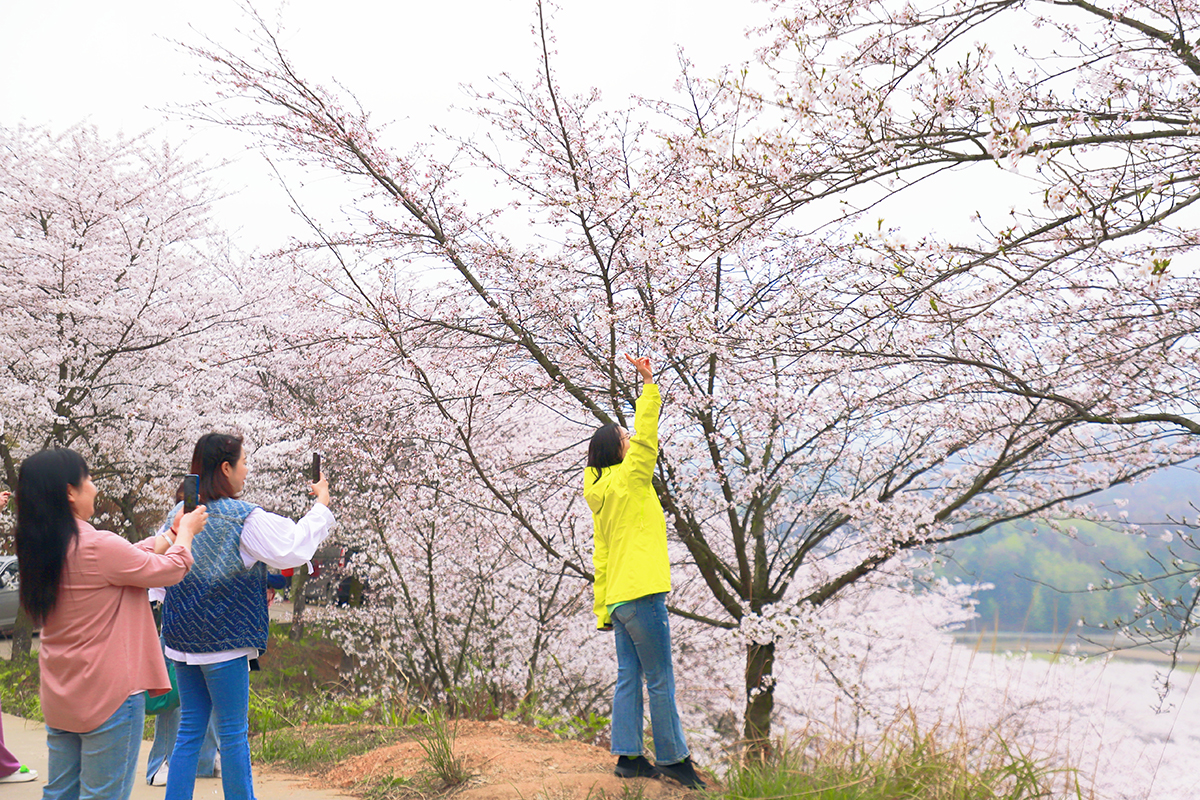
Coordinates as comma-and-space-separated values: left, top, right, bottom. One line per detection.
43, 725, 81, 800
45, 693, 145, 800
165, 658, 253, 800
196, 713, 220, 777
610, 610, 645, 756
148, 707, 219, 782
610, 594, 689, 765
147, 703, 179, 782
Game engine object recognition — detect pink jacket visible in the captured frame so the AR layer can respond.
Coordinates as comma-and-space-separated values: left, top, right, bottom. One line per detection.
38, 519, 193, 732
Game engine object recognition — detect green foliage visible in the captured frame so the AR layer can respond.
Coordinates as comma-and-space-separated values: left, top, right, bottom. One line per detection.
248, 622, 418, 735
255, 726, 397, 769
937, 519, 1173, 633
720, 722, 1084, 800
533, 710, 610, 743
0, 654, 41, 721
356, 771, 414, 800
503, 697, 611, 744
247, 686, 406, 733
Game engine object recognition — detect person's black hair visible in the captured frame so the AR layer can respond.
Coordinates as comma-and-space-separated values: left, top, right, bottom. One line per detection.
15, 448, 89, 625
587, 424, 624, 481
188, 433, 244, 503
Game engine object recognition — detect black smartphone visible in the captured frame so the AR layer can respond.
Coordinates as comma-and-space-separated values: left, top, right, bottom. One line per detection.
183, 474, 200, 513
311, 452, 321, 482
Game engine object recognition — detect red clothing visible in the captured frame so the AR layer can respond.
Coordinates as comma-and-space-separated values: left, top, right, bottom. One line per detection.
38, 519, 193, 732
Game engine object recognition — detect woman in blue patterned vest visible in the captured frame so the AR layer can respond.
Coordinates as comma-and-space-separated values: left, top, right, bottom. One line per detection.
160, 433, 335, 800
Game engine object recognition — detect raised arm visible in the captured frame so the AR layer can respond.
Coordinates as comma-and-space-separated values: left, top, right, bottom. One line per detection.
239, 473, 335, 569
623, 354, 660, 485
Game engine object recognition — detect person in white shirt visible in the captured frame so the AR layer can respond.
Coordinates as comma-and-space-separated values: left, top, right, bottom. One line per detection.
145, 585, 220, 787
159, 433, 334, 800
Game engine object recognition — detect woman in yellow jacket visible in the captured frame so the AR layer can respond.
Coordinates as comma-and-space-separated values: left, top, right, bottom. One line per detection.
585, 354, 705, 790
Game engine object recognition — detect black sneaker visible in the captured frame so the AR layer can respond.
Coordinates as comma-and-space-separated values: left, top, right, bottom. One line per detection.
655, 757, 706, 789
614, 755, 657, 779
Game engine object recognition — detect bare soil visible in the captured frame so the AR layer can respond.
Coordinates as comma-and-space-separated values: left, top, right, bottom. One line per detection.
313, 719, 710, 800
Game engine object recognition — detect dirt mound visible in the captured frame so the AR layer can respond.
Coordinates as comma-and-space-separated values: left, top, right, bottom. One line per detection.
319, 719, 707, 800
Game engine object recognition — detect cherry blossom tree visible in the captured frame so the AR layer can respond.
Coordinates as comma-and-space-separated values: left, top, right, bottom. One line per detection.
738, 0, 1200, 688
0, 123, 292, 656
181, 0, 1200, 744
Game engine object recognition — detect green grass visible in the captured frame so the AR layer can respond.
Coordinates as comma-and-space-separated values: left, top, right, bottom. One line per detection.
0, 653, 42, 721
254, 726, 399, 769
356, 770, 415, 800
414, 708, 472, 789
718, 721, 1084, 800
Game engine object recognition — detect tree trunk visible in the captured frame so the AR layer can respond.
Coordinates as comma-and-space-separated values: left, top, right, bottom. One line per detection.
289, 565, 309, 641
743, 641, 776, 753
9, 607, 34, 661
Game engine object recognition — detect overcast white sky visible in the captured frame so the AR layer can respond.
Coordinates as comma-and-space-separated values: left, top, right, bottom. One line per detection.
1, 0, 770, 250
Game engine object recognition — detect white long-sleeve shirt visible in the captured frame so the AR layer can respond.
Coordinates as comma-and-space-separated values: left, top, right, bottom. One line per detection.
164, 502, 335, 664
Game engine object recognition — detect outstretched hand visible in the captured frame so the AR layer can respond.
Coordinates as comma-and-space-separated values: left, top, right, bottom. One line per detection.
0, 491, 9, 511
625, 353, 653, 384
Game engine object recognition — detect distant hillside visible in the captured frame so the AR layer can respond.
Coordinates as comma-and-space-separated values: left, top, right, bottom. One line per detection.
936, 466, 1199, 634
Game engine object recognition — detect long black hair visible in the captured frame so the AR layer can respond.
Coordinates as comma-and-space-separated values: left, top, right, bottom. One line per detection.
587, 424, 624, 481
15, 448, 89, 625
188, 432, 244, 503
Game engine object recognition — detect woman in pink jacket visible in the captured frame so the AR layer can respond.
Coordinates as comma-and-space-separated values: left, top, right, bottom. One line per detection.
14, 449, 207, 800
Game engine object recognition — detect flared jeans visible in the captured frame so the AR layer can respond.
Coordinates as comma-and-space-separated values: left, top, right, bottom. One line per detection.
165, 657, 254, 800
609, 592, 690, 765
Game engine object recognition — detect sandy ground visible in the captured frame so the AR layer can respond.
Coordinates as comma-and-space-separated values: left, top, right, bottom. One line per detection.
319, 718, 703, 800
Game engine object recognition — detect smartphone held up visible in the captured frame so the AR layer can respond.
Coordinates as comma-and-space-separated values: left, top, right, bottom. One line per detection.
183, 473, 200, 513
312, 452, 321, 483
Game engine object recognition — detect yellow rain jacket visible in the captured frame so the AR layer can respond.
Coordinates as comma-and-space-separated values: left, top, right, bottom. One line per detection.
584, 383, 672, 629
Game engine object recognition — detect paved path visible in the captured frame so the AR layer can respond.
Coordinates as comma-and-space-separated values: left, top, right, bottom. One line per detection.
1, 712, 352, 800
0, 637, 39, 659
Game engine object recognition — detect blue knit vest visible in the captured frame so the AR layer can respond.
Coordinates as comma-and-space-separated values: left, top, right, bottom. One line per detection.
163, 497, 268, 654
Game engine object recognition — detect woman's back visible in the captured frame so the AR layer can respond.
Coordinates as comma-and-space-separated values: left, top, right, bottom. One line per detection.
163, 497, 267, 655
586, 383, 671, 626
41, 518, 190, 732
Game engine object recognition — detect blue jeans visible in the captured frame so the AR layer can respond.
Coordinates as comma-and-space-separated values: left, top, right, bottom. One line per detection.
165, 658, 253, 800
610, 593, 689, 765
44, 693, 144, 800
147, 706, 220, 782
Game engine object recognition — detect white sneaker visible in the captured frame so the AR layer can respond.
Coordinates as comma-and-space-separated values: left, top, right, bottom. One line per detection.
0, 766, 37, 783
150, 765, 168, 787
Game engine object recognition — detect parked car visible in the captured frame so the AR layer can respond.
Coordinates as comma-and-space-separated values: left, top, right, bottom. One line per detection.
0, 556, 20, 634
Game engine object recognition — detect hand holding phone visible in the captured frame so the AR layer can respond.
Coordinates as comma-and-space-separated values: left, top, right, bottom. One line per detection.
309, 453, 330, 508
183, 474, 200, 513
172, 504, 208, 551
